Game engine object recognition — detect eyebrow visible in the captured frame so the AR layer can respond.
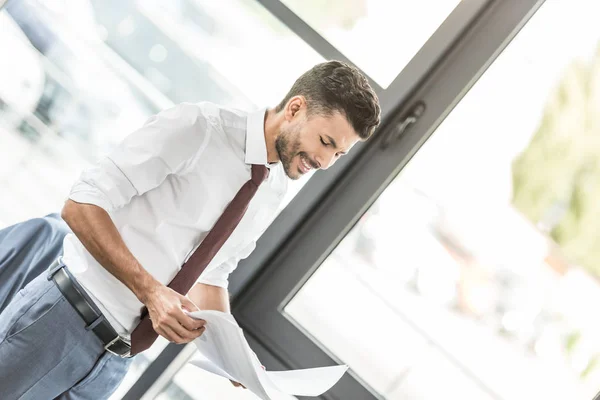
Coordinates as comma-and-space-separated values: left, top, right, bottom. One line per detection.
325, 135, 348, 154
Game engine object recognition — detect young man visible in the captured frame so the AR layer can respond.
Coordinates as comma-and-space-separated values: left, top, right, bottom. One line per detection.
0, 60, 380, 399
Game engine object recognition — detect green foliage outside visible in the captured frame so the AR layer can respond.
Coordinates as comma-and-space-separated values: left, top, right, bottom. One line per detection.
512, 44, 600, 277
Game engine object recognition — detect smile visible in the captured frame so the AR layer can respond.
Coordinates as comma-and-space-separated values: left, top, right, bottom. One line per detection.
299, 155, 313, 174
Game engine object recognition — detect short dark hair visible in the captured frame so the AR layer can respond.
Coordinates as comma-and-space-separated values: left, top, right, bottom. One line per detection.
276, 61, 381, 140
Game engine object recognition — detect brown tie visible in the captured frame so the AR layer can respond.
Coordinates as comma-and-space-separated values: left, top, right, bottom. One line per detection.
130, 164, 269, 355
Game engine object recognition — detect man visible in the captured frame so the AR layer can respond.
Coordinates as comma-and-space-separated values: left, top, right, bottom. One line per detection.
0, 60, 380, 399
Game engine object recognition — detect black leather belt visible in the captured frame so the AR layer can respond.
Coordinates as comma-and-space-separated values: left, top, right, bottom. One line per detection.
49, 260, 132, 358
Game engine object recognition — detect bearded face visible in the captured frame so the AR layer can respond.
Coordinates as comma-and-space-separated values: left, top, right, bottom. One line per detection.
275, 111, 360, 180
275, 123, 317, 180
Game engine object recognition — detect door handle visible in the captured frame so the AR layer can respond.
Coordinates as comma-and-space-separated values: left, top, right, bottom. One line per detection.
380, 101, 426, 149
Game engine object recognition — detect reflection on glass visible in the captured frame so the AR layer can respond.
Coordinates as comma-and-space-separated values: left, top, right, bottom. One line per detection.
94, 0, 323, 107
0, 0, 324, 228
282, 0, 461, 87
285, 1, 600, 399
0, 1, 156, 228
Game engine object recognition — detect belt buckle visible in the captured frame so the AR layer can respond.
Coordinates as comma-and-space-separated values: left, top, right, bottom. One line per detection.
104, 336, 132, 358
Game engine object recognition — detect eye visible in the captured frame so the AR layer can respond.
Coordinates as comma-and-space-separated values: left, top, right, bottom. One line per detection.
320, 137, 330, 146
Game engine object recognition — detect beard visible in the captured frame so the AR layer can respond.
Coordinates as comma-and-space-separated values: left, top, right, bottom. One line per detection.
275, 125, 303, 180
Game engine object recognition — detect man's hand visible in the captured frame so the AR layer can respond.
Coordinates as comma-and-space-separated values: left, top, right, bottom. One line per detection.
61, 201, 206, 344
142, 283, 206, 344
230, 365, 265, 389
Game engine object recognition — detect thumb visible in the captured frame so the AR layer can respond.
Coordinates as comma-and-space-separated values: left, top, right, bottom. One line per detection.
179, 294, 200, 312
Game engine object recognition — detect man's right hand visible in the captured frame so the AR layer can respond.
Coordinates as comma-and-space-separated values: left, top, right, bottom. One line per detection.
142, 283, 206, 344
60, 201, 206, 344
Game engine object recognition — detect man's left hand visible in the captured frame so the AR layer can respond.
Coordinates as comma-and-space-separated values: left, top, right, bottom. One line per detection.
230, 380, 246, 388
229, 365, 265, 389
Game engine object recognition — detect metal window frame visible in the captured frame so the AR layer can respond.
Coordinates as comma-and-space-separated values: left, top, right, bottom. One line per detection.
228, 0, 490, 298
232, 0, 545, 399
254, 0, 383, 93
123, 0, 544, 398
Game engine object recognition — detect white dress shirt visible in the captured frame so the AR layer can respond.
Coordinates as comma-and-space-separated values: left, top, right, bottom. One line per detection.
61, 102, 288, 335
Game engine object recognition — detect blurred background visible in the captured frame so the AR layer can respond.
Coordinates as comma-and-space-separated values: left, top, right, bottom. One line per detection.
1, 0, 600, 399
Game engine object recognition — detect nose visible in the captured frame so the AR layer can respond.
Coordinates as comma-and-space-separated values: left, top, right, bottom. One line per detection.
315, 151, 337, 170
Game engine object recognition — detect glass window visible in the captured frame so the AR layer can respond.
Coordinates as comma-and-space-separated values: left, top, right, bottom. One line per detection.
0, 0, 324, 228
0, 0, 158, 227
281, 0, 461, 87
284, 1, 600, 398
95, 0, 323, 107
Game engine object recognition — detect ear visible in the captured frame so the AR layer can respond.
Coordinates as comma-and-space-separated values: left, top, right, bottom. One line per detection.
284, 96, 306, 121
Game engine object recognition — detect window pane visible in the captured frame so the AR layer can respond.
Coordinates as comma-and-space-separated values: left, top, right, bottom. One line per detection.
0, 0, 324, 227
95, 0, 323, 107
281, 0, 461, 87
285, 1, 600, 399
0, 1, 156, 227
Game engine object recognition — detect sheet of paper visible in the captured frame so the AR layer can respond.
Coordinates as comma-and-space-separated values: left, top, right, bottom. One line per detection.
188, 352, 236, 382
188, 310, 270, 399
187, 310, 347, 399
264, 366, 348, 397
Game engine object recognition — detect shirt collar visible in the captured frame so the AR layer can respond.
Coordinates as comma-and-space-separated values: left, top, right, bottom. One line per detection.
245, 108, 270, 167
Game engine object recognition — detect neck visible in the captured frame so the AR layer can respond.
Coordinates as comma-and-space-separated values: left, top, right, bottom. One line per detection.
264, 108, 283, 163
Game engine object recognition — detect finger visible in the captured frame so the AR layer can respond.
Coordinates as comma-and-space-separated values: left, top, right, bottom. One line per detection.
157, 324, 186, 344
186, 325, 206, 340
171, 316, 206, 342
168, 318, 200, 342
230, 381, 246, 389
179, 295, 200, 312
195, 325, 206, 338
173, 307, 206, 331
157, 313, 196, 343
152, 311, 189, 339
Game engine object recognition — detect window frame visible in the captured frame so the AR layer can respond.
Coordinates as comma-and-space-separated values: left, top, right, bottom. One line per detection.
123, 0, 545, 398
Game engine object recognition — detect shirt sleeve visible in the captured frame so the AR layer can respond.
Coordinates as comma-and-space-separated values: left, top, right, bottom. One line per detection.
196, 241, 257, 289
69, 103, 212, 211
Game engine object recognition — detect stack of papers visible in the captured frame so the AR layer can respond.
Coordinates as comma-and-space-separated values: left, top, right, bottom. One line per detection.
187, 310, 348, 400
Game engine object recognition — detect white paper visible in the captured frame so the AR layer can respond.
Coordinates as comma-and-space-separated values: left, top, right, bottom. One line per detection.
188, 352, 236, 382
263, 366, 348, 397
187, 310, 347, 399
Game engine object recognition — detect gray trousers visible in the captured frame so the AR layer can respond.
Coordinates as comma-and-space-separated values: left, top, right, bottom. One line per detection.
0, 214, 69, 313
0, 217, 132, 399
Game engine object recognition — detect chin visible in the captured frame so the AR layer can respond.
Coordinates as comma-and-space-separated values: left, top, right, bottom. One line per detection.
288, 170, 302, 181
283, 166, 302, 180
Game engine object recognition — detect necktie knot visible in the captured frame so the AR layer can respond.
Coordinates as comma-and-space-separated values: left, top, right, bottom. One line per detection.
251, 164, 269, 185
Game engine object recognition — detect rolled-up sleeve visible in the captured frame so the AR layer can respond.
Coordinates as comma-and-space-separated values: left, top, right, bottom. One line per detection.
197, 241, 257, 289
69, 103, 211, 211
